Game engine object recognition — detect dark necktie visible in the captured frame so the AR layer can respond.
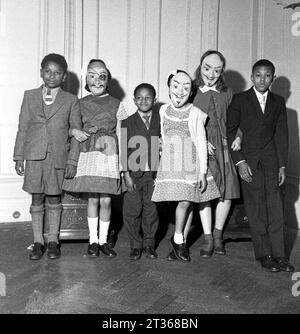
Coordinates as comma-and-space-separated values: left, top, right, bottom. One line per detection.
143, 115, 150, 130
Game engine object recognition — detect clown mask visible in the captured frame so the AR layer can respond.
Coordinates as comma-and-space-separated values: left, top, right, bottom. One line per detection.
86, 61, 108, 96
169, 72, 192, 108
200, 53, 224, 87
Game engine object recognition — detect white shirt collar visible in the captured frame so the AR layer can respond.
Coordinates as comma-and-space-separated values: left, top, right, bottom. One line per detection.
253, 87, 268, 101
199, 85, 219, 93
138, 110, 152, 120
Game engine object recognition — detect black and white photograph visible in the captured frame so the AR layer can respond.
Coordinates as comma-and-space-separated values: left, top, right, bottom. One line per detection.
0, 0, 299, 319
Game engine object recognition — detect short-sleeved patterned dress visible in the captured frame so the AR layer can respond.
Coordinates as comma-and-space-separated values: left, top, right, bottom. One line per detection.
151, 103, 220, 203
62, 94, 128, 195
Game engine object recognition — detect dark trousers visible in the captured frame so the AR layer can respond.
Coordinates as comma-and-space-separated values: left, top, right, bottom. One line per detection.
241, 161, 285, 259
123, 172, 159, 249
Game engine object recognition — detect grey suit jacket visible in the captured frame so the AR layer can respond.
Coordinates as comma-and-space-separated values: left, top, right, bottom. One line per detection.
13, 86, 82, 168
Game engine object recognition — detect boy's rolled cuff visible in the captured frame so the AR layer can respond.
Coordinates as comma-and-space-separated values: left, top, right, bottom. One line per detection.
66, 158, 78, 167
236, 160, 246, 166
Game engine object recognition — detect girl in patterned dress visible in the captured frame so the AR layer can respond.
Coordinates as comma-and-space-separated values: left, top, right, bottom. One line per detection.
152, 70, 220, 262
63, 59, 128, 258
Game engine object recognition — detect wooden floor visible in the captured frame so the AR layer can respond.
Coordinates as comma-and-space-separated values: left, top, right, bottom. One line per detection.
0, 221, 299, 315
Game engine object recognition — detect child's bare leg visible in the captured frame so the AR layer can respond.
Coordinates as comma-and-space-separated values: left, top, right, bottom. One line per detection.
168, 204, 192, 261
174, 201, 191, 240
215, 199, 231, 230
99, 195, 116, 257
183, 206, 193, 242
99, 195, 111, 245
169, 201, 191, 262
199, 201, 213, 258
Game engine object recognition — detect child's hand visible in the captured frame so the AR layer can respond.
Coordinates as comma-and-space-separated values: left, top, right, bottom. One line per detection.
278, 167, 286, 186
124, 173, 136, 192
65, 164, 77, 179
15, 160, 24, 176
231, 137, 241, 151
237, 161, 252, 183
87, 125, 99, 134
71, 129, 90, 142
198, 173, 207, 193
207, 142, 215, 155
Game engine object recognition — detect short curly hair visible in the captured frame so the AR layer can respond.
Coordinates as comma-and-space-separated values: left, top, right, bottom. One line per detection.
41, 53, 68, 73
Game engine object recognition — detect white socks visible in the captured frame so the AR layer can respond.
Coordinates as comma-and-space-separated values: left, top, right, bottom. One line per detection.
98, 219, 110, 246
88, 217, 99, 244
88, 217, 111, 245
174, 232, 184, 244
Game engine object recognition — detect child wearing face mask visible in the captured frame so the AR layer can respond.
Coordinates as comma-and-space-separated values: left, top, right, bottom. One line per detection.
63, 59, 128, 258
151, 70, 220, 262
182, 50, 242, 259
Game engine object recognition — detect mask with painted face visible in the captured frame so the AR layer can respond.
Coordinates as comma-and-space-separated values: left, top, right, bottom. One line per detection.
200, 53, 224, 87
169, 71, 192, 108
86, 61, 109, 96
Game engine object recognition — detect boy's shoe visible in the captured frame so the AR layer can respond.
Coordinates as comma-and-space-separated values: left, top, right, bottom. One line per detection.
257, 255, 280, 272
99, 243, 117, 258
166, 250, 178, 261
130, 248, 141, 261
107, 230, 116, 248
47, 242, 61, 259
143, 247, 158, 259
29, 242, 45, 260
274, 258, 295, 272
87, 243, 99, 257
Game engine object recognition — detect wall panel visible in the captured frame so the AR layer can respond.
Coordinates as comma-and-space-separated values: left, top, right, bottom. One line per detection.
0, 0, 299, 229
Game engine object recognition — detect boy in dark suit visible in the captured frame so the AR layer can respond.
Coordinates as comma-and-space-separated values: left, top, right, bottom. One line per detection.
121, 83, 160, 260
227, 59, 294, 272
13, 53, 82, 260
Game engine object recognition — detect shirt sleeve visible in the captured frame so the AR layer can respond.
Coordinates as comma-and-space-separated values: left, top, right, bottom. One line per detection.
116, 102, 129, 121
189, 106, 208, 174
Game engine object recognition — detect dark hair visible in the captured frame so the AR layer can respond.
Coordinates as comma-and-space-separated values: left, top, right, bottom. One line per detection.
84, 59, 112, 92
194, 50, 228, 92
167, 69, 191, 87
252, 59, 275, 75
41, 53, 68, 73
134, 83, 156, 98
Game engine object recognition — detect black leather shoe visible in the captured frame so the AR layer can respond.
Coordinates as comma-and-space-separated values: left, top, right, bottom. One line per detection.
87, 243, 99, 257
257, 255, 280, 272
47, 242, 61, 259
143, 247, 158, 259
167, 250, 178, 261
107, 230, 116, 249
170, 237, 190, 262
130, 248, 141, 261
29, 242, 45, 260
99, 243, 117, 258
274, 258, 295, 272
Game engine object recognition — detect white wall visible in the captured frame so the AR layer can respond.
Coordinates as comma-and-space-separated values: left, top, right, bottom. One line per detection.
0, 0, 299, 230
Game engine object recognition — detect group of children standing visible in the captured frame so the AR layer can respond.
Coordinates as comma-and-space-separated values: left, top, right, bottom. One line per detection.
13, 51, 294, 273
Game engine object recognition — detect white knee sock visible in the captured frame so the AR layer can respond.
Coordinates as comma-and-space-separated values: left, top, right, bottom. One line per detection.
88, 217, 99, 244
98, 220, 110, 245
174, 232, 184, 244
